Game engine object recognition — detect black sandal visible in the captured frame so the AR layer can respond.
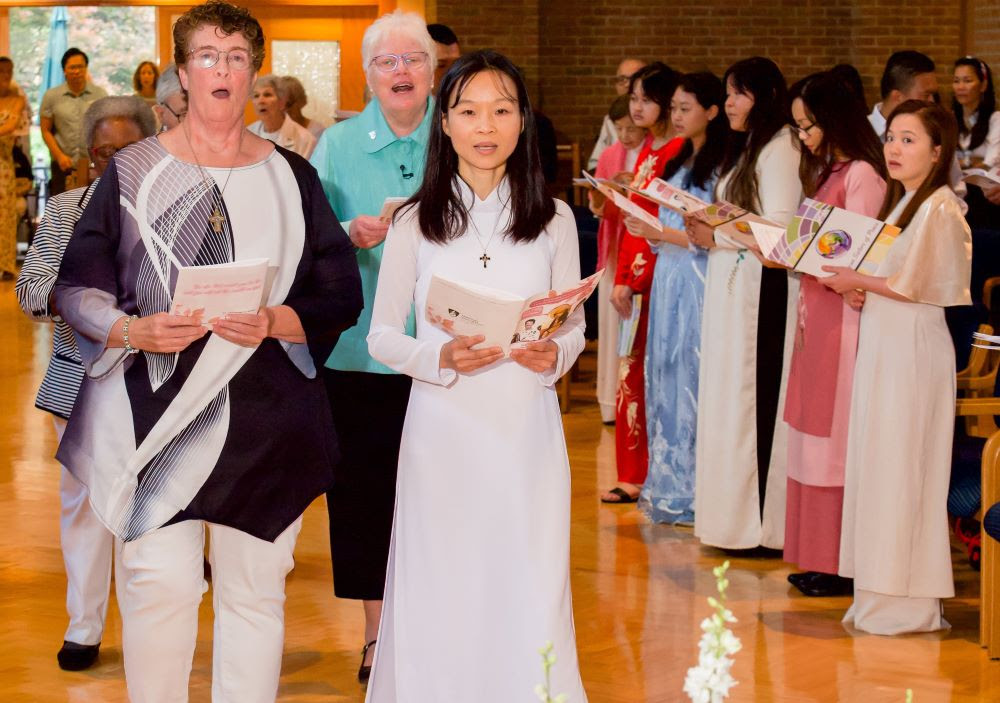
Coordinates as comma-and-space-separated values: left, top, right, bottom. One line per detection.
601, 487, 638, 504
358, 639, 377, 682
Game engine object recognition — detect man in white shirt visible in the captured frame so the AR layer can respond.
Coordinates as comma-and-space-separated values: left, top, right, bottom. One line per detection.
868, 50, 966, 198
587, 58, 646, 170
868, 50, 939, 137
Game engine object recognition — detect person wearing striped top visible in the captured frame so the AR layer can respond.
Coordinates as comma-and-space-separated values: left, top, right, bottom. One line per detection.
15, 95, 156, 672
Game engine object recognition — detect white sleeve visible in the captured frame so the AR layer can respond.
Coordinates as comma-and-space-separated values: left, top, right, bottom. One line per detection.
756, 128, 803, 226
537, 201, 587, 387
984, 111, 1000, 169
367, 211, 457, 386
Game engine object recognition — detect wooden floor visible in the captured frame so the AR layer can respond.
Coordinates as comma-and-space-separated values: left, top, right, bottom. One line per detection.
3, 278, 1000, 703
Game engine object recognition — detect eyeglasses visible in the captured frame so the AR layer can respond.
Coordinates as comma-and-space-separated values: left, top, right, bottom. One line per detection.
90, 144, 128, 160
613, 74, 632, 86
159, 101, 187, 121
369, 52, 428, 73
791, 121, 817, 137
187, 46, 254, 71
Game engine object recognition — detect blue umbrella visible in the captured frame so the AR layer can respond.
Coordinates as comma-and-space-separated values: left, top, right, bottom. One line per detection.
38, 7, 69, 103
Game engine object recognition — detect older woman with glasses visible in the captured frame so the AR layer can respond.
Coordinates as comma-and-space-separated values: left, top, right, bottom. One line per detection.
17, 95, 156, 673
52, 1, 362, 699
308, 9, 435, 682
249, 73, 316, 158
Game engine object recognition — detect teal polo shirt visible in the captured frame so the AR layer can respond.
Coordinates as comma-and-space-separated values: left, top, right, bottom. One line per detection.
310, 97, 432, 373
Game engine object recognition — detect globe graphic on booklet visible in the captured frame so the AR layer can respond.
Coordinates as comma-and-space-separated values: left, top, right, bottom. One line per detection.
816, 229, 852, 258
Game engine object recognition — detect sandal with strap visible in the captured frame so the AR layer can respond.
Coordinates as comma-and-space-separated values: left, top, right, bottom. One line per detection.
358, 639, 377, 682
601, 487, 638, 504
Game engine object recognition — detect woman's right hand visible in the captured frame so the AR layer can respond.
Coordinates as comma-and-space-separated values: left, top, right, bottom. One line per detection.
439, 335, 504, 373
349, 215, 391, 249
610, 284, 634, 318
685, 216, 716, 250
126, 312, 207, 353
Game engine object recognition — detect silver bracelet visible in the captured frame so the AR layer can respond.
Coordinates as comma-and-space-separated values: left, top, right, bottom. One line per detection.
122, 314, 139, 355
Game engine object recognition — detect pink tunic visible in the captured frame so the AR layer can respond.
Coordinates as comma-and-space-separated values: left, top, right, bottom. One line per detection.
784, 160, 886, 573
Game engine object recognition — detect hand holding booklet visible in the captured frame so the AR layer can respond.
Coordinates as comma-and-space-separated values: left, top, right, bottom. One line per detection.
581, 170, 665, 235
425, 269, 603, 354
170, 258, 272, 328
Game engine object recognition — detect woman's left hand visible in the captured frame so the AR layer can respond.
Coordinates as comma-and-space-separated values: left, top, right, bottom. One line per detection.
820, 266, 861, 295
212, 310, 270, 347
685, 216, 716, 249
510, 340, 558, 373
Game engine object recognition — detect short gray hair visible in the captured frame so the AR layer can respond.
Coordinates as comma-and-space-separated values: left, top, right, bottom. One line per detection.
254, 74, 288, 102
83, 96, 158, 148
361, 10, 435, 79
156, 63, 182, 103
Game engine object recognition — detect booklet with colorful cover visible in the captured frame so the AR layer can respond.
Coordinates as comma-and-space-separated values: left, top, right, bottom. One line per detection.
689, 200, 781, 248
425, 269, 603, 354
170, 258, 271, 328
741, 199, 901, 277
616, 294, 642, 357
581, 170, 665, 234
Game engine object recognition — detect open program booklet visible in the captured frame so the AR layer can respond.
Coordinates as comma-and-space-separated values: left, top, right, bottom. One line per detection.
962, 167, 1000, 189
581, 170, 666, 235
425, 269, 603, 354
740, 199, 901, 277
170, 258, 274, 328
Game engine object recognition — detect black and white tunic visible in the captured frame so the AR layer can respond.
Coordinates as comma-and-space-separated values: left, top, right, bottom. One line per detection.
54, 136, 362, 542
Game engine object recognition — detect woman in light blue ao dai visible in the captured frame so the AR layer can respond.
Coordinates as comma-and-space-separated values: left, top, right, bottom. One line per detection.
624, 73, 729, 524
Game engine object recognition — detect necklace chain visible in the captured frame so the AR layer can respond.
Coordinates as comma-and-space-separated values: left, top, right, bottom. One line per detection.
182, 121, 243, 234
466, 188, 511, 269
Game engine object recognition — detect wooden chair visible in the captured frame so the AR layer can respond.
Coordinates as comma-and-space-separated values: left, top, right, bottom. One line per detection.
963, 412, 1000, 657
556, 142, 584, 206
958, 324, 1000, 438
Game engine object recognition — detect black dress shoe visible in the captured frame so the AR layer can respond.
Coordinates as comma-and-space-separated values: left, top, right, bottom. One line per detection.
787, 571, 820, 588
358, 639, 376, 682
800, 573, 854, 598
57, 641, 100, 671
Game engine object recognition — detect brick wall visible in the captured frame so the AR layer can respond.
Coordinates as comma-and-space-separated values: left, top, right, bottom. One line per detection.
969, 0, 1000, 73
436, 0, 973, 153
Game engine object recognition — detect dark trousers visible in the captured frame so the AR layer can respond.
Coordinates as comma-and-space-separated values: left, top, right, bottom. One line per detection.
324, 369, 411, 600
48, 159, 70, 197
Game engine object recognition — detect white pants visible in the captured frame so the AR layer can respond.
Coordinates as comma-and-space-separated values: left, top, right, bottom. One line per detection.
116, 517, 303, 703
596, 268, 620, 423
55, 417, 114, 646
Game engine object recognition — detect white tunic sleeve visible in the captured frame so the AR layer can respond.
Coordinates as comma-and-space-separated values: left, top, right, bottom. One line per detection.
367, 209, 458, 386
755, 127, 803, 227
984, 111, 1000, 169
536, 201, 587, 386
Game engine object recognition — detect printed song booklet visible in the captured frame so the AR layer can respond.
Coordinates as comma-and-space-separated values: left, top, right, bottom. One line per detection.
630, 177, 710, 215
170, 258, 271, 328
581, 170, 665, 235
617, 294, 642, 358
425, 269, 603, 353
378, 197, 408, 223
688, 200, 780, 247
747, 199, 901, 277
962, 167, 1000, 189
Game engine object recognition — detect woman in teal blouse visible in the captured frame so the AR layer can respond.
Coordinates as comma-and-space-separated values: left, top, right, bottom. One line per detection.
308, 10, 435, 682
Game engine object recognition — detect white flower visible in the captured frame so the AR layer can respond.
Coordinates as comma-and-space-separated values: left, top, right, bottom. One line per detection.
685, 561, 741, 702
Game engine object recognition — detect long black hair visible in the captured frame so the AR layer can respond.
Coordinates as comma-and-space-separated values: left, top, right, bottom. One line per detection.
660, 71, 727, 191
718, 57, 789, 212
793, 70, 887, 197
952, 56, 996, 151
628, 62, 678, 133
402, 50, 554, 244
